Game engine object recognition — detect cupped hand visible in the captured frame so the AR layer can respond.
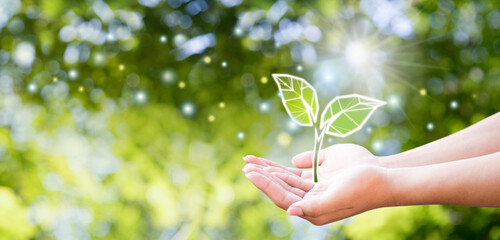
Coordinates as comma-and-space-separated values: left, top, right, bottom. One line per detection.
243, 144, 384, 224
291, 143, 380, 180
284, 165, 393, 225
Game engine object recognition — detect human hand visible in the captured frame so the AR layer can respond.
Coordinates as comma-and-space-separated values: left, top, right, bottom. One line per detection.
242, 155, 314, 210
284, 165, 393, 225
290, 143, 380, 180
243, 144, 385, 225
247, 144, 379, 183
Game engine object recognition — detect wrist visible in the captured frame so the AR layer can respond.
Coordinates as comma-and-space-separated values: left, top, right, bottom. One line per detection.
374, 154, 395, 169
359, 165, 399, 209
384, 167, 431, 207
376, 152, 406, 169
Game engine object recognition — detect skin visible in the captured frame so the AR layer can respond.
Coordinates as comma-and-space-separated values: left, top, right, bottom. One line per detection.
243, 112, 500, 225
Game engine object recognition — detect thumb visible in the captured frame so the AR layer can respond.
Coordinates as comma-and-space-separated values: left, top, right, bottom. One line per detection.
287, 197, 323, 217
292, 150, 326, 168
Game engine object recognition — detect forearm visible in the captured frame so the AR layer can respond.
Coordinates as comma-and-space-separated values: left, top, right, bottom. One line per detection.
387, 151, 500, 207
380, 112, 500, 168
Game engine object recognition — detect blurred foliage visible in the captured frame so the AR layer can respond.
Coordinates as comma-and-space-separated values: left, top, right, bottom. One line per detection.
0, 0, 500, 239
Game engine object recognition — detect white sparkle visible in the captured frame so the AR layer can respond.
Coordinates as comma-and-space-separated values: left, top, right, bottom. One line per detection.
136, 91, 146, 102
160, 35, 167, 43
259, 102, 270, 113
450, 100, 458, 110
287, 120, 298, 132
234, 27, 243, 36
181, 102, 195, 116
366, 126, 373, 134
426, 122, 434, 131
221, 61, 227, 68
107, 33, 115, 41
14, 42, 35, 68
345, 42, 371, 69
296, 65, 303, 72
68, 69, 78, 79
388, 95, 399, 107
27, 83, 37, 92
162, 70, 175, 84
372, 140, 382, 151
237, 131, 245, 140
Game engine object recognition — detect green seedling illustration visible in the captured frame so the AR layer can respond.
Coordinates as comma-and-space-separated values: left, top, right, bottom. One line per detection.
272, 74, 386, 183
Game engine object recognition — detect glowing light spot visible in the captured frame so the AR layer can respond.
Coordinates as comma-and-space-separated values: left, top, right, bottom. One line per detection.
219, 102, 225, 108
366, 126, 373, 134
14, 42, 35, 68
179, 81, 186, 89
78, 86, 84, 92
387, 95, 400, 107
68, 69, 78, 80
53, 77, 58, 82
237, 131, 245, 140
287, 120, 298, 132
181, 102, 195, 116
203, 56, 211, 64
372, 140, 382, 152
234, 27, 243, 36
136, 91, 146, 102
107, 33, 114, 41
118, 64, 125, 71
325, 74, 332, 81
208, 114, 215, 122
162, 69, 175, 84
259, 102, 270, 113
450, 100, 458, 110
419, 88, 427, 96
221, 61, 227, 67
27, 83, 37, 92
94, 52, 104, 64
426, 122, 434, 131
277, 132, 292, 147
261, 76, 268, 84
296, 65, 303, 72
160, 35, 167, 43
345, 42, 371, 69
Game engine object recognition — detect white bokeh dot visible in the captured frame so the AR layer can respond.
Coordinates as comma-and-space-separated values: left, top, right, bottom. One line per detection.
181, 102, 196, 117
237, 131, 245, 140
450, 100, 458, 110
426, 122, 434, 131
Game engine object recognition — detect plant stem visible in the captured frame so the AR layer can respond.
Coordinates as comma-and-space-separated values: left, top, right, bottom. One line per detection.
313, 126, 326, 183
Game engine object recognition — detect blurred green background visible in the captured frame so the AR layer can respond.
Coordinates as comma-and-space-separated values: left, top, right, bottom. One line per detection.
1, 0, 500, 239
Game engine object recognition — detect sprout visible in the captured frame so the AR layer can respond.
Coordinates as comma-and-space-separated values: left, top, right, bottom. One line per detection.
272, 74, 385, 182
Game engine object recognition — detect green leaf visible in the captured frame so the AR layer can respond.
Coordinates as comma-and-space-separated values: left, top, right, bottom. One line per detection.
272, 74, 319, 127
320, 94, 385, 137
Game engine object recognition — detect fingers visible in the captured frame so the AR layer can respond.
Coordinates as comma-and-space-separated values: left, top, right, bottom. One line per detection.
270, 171, 314, 192
243, 155, 303, 176
244, 164, 306, 198
245, 171, 302, 210
293, 204, 358, 226
291, 150, 327, 168
287, 197, 324, 217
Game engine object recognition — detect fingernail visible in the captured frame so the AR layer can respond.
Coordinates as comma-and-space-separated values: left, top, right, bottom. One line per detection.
242, 155, 254, 162
288, 206, 304, 216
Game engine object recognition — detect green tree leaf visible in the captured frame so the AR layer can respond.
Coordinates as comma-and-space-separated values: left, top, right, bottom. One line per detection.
272, 74, 319, 127
320, 94, 385, 137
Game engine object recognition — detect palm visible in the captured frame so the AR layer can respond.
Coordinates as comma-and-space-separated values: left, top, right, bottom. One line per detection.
315, 144, 377, 180
288, 165, 388, 225
242, 144, 379, 211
